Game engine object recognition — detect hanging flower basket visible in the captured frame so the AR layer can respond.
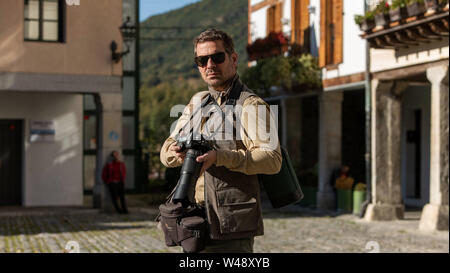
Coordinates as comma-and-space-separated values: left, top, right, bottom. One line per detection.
247, 32, 289, 61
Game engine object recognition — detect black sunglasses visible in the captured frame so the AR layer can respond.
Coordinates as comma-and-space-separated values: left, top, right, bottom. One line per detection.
194, 52, 226, 67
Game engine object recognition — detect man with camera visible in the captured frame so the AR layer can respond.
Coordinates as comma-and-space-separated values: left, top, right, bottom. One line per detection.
160, 29, 282, 253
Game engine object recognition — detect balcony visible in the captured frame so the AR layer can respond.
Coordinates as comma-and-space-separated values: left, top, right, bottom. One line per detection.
357, 0, 449, 49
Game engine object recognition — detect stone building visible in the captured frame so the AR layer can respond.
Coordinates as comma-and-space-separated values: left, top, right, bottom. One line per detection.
249, 0, 449, 231
0, 0, 127, 207
360, 2, 449, 231
249, 0, 368, 210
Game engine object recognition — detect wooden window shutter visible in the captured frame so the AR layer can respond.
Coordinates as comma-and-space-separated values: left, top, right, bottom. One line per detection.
332, 0, 343, 65
267, 5, 275, 35
319, 0, 327, 67
319, 0, 343, 68
291, 0, 310, 48
274, 2, 283, 32
291, 0, 300, 43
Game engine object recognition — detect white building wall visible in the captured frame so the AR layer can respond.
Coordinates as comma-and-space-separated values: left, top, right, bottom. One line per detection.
0, 92, 83, 207
309, 0, 321, 57
282, 1, 291, 36
250, 6, 269, 42
370, 39, 450, 73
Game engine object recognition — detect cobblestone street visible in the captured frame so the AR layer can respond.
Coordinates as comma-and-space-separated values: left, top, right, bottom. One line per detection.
0, 204, 448, 253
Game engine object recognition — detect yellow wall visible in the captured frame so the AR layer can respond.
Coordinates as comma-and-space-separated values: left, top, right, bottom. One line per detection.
0, 0, 123, 76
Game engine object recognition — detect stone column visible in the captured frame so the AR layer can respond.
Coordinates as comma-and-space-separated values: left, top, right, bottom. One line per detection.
420, 65, 449, 231
364, 80, 407, 221
317, 91, 343, 211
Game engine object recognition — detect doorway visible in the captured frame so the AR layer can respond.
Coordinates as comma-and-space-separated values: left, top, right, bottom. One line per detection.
0, 120, 23, 206
401, 85, 431, 208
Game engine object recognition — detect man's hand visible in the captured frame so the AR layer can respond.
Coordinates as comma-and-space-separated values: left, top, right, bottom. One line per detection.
196, 150, 217, 176
170, 143, 186, 163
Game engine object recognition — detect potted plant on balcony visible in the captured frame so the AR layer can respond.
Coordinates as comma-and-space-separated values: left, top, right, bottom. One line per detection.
425, 0, 440, 13
440, 0, 449, 11
390, 0, 408, 21
354, 10, 376, 32
406, 0, 427, 17
374, 0, 391, 27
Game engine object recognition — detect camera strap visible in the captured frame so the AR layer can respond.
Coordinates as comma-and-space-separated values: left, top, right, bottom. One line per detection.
176, 93, 214, 137
176, 77, 245, 143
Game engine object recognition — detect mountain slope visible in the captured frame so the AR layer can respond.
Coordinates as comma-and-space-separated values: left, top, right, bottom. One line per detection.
139, 0, 248, 86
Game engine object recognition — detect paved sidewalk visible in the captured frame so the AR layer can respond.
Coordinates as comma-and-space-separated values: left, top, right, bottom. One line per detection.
0, 204, 447, 253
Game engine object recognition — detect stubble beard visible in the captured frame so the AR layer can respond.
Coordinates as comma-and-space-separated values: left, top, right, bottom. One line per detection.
203, 67, 235, 91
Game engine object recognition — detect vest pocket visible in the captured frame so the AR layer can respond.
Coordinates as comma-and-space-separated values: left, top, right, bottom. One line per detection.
216, 188, 259, 234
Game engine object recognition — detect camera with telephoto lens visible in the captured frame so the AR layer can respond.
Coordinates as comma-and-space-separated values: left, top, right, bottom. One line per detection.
172, 132, 213, 207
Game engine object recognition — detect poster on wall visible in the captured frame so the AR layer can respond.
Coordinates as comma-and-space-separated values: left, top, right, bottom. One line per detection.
30, 120, 55, 142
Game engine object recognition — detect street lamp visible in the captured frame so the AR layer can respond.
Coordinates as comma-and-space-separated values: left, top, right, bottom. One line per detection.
111, 16, 136, 63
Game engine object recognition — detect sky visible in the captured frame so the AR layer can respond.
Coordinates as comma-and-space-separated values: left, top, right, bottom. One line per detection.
140, 0, 202, 22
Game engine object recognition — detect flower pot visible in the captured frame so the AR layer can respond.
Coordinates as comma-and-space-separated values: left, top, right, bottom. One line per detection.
389, 7, 408, 22
375, 13, 390, 27
425, 0, 440, 12
407, 2, 426, 17
337, 189, 352, 213
360, 19, 375, 32
352, 190, 366, 215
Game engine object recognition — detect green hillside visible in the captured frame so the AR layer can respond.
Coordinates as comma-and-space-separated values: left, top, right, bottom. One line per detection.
139, 0, 249, 170
139, 0, 249, 86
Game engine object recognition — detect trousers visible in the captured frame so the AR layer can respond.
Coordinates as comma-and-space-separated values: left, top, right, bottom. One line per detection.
107, 182, 128, 213
198, 237, 254, 253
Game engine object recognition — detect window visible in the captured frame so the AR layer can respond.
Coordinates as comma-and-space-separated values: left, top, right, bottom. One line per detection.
83, 115, 97, 150
319, 0, 343, 68
122, 116, 135, 150
123, 77, 136, 111
24, 0, 65, 42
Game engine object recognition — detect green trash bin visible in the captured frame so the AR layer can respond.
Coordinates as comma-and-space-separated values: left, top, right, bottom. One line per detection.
352, 190, 366, 215
337, 189, 352, 212
300, 186, 317, 207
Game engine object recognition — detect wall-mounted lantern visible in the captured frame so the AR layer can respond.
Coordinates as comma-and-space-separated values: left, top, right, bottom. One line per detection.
110, 16, 136, 63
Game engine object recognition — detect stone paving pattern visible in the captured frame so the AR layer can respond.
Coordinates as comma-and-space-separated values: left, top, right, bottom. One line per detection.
0, 206, 448, 253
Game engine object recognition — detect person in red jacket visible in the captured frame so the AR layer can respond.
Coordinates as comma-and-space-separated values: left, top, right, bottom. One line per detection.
102, 151, 128, 214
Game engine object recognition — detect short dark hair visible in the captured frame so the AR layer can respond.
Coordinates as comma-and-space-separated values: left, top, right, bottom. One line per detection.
194, 29, 235, 56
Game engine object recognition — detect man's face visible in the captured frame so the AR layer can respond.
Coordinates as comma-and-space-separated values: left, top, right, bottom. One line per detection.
112, 151, 120, 161
196, 40, 238, 91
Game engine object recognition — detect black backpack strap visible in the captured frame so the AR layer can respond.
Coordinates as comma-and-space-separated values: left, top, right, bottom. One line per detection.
225, 77, 244, 107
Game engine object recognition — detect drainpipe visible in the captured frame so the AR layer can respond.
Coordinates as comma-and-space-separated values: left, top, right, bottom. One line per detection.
93, 93, 104, 209
360, 0, 372, 218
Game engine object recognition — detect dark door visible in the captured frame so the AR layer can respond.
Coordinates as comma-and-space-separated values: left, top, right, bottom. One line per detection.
0, 120, 22, 206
